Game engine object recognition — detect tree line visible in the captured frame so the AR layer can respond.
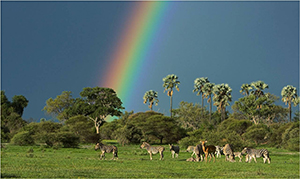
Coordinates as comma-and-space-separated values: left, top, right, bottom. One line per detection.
1, 74, 299, 151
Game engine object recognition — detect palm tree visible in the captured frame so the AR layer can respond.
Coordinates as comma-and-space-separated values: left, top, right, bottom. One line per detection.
163, 74, 180, 118
251, 81, 268, 98
213, 84, 232, 121
193, 77, 209, 110
281, 85, 300, 122
240, 84, 252, 96
143, 90, 159, 111
203, 82, 215, 121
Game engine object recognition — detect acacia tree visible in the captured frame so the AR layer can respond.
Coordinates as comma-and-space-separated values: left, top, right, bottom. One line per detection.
163, 74, 180, 118
173, 101, 205, 130
203, 82, 215, 121
232, 93, 288, 125
281, 85, 300, 122
77, 87, 124, 134
143, 90, 159, 111
43, 91, 75, 122
212, 84, 232, 121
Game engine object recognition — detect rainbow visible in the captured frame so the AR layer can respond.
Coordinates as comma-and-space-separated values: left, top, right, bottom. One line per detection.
100, 2, 170, 114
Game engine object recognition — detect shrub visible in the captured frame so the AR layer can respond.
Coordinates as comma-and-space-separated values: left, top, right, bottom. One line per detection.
11, 131, 34, 146
242, 124, 270, 145
65, 115, 98, 143
282, 122, 299, 151
286, 128, 299, 151
178, 136, 199, 149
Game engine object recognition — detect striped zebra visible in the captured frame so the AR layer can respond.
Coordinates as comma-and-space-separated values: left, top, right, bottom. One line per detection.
215, 146, 224, 158
194, 144, 205, 162
186, 146, 196, 157
233, 152, 243, 162
169, 144, 180, 158
223, 144, 235, 162
241, 147, 271, 164
140, 142, 164, 160
94, 142, 118, 160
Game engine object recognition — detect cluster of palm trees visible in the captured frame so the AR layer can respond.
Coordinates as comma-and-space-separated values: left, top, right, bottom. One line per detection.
143, 74, 299, 122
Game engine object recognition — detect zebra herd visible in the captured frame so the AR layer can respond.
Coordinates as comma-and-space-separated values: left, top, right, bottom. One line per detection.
186, 143, 271, 164
94, 141, 271, 164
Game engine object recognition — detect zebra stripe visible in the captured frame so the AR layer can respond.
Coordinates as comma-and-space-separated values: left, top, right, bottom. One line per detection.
241, 147, 271, 164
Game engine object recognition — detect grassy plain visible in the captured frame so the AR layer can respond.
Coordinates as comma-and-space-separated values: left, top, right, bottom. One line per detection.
1, 142, 299, 178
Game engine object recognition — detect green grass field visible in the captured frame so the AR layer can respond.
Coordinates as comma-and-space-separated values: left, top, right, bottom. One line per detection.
1, 142, 299, 178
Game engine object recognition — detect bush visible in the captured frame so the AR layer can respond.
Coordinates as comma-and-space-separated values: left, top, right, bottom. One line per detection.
178, 136, 199, 149
242, 124, 270, 145
65, 115, 98, 143
11, 131, 34, 146
286, 128, 299, 151
38, 132, 79, 148
56, 132, 80, 148
282, 122, 299, 151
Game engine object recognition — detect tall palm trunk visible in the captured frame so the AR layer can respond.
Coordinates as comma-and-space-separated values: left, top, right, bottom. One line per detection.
170, 95, 173, 118
289, 101, 292, 122
221, 106, 226, 121
209, 94, 212, 121
201, 94, 204, 118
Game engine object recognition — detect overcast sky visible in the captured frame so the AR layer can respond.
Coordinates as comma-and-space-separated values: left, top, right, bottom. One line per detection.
1, 1, 299, 121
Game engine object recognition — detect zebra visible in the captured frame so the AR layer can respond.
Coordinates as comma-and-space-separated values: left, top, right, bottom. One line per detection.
194, 143, 205, 162
245, 154, 251, 163
233, 152, 243, 162
169, 144, 180, 158
215, 146, 224, 158
186, 146, 196, 157
94, 142, 118, 160
241, 147, 271, 164
186, 157, 196, 162
140, 142, 164, 160
223, 144, 235, 162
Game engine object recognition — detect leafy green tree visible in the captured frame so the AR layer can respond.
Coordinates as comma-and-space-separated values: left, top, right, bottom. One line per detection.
240, 84, 252, 96
251, 81, 269, 98
203, 82, 215, 121
163, 74, 180, 118
43, 91, 75, 122
1, 91, 28, 141
281, 85, 300, 122
213, 84, 232, 121
139, 115, 185, 144
143, 90, 159, 111
11, 95, 29, 117
173, 101, 207, 130
76, 87, 124, 134
233, 93, 288, 125
193, 77, 209, 111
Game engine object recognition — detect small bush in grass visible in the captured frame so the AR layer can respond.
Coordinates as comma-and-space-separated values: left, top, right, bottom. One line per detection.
56, 132, 80, 148
11, 131, 35, 146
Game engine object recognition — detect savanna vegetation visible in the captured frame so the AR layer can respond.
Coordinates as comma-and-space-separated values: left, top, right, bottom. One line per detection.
1, 75, 299, 178
1, 142, 299, 178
